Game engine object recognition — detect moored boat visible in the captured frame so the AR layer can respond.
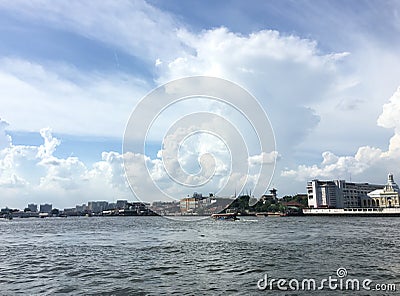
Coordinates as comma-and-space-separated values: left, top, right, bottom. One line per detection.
267, 212, 286, 217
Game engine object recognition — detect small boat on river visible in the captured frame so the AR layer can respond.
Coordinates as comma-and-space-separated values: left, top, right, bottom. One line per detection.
210, 213, 239, 221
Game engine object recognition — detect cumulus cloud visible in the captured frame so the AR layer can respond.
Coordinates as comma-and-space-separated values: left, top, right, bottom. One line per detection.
248, 151, 280, 166
0, 2, 350, 148
1, 1, 399, 198
0, 118, 11, 149
0, 126, 135, 208
126, 129, 261, 202
162, 27, 348, 100
0, 1, 356, 170
37, 128, 61, 158
377, 87, 400, 131
1, 123, 268, 208
282, 87, 400, 182
155, 27, 350, 152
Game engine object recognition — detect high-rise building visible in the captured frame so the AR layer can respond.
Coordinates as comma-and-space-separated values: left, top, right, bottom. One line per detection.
27, 203, 38, 212
116, 200, 128, 209
76, 204, 87, 213
39, 204, 52, 213
88, 201, 108, 213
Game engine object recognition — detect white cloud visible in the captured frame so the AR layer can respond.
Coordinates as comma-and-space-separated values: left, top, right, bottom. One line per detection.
163, 27, 348, 90
0, 1, 352, 147
0, 123, 253, 208
248, 151, 280, 166
0, 127, 134, 208
1, 1, 400, 199
155, 58, 162, 66
0, 2, 361, 155
0, 118, 11, 149
377, 87, 400, 132
156, 27, 352, 153
0, 0, 183, 62
37, 128, 61, 158
282, 87, 400, 183
0, 57, 149, 136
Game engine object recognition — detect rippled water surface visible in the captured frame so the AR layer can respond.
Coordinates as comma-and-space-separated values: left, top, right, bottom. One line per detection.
1, 216, 400, 295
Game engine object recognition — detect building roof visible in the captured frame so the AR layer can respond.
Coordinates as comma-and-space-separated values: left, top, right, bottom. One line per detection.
368, 189, 384, 196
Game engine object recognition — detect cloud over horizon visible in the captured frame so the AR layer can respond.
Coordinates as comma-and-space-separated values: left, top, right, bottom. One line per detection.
0, 1, 400, 204
282, 87, 400, 184
0, 120, 277, 209
0, 125, 133, 208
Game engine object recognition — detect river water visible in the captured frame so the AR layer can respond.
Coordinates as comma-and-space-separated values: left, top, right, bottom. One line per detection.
1, 216, 400, 295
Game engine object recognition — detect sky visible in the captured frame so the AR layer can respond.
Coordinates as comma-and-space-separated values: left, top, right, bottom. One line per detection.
1, 0, 400, 209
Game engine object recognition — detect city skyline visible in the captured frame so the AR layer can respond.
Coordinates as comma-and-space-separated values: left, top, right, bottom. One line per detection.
0, 173, 395, 211
1, 1, 400, 208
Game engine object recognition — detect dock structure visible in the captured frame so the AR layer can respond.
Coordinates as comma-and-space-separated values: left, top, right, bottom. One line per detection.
303, 207, 400, 216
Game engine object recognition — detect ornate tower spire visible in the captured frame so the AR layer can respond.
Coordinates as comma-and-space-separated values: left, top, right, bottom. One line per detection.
385, 173, 399, 192
388, 173, 394, 184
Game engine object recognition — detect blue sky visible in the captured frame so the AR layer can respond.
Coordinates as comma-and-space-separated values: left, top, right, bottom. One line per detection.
1, 0, 400, 209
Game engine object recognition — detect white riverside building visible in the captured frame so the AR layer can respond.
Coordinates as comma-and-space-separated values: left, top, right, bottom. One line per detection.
305, 174, 400, 216
307, 179, 384, 209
